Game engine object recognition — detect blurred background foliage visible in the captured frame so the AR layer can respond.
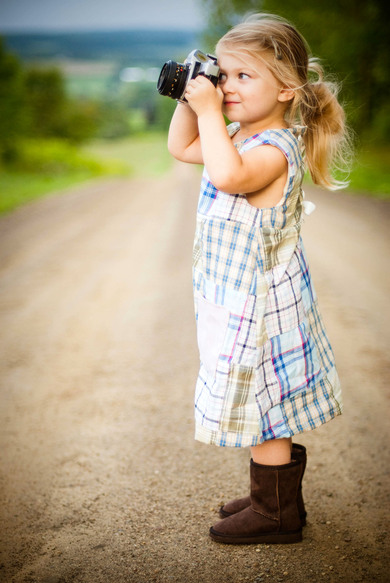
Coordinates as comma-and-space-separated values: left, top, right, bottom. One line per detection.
0, 0, 389, 213
201, 0, 390, 141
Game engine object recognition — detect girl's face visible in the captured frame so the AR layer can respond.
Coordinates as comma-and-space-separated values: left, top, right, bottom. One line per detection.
217, 49, 292, 130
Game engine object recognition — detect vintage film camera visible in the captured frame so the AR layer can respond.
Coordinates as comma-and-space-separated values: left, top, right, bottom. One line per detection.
157, 49, 220, 102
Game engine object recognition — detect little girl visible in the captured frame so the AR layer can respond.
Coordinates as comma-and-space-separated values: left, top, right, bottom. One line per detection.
168, 13, 350, 545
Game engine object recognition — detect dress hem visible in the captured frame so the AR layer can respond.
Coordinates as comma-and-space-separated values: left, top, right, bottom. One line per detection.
194, 404, 343, 448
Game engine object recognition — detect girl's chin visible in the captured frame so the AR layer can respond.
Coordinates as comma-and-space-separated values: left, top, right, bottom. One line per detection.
223, 108, 239, 120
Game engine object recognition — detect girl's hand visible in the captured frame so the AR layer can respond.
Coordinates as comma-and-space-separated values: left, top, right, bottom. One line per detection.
184, 75, 224, 117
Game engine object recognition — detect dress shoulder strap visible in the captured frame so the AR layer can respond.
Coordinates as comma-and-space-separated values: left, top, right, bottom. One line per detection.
240, 127, 306, 172
240, 126, 307, 208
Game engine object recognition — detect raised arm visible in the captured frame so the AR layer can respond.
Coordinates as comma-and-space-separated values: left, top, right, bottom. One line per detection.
184, 76, 287, 197
167, 102, 203, 164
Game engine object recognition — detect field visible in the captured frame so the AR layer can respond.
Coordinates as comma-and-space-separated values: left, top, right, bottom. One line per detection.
58, 60, 119, 98
84, 132, 174, 177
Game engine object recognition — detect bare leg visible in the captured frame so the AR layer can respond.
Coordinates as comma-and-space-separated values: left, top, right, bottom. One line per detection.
251, 437, 292, 465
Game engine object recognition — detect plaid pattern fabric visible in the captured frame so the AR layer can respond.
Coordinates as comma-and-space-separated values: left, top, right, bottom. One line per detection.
193, 125, 342, 447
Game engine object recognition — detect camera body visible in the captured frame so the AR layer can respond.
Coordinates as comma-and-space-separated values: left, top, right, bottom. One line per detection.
157, 49, 220, 102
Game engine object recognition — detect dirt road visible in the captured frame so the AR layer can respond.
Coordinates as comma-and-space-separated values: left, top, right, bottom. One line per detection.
0, 164, 389, 583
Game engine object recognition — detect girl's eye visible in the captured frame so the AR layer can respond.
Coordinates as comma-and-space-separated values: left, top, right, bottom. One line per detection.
218, 72, 250, 83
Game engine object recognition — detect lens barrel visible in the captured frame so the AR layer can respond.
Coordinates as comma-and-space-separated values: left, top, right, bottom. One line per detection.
157, 61, 187, 100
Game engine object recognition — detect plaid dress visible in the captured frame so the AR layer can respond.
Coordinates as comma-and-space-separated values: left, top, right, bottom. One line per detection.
193, 123, 342, 447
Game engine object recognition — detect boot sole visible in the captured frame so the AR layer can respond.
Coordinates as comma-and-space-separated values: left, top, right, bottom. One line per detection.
219, 506, 307, 527
209, 526, 303, 545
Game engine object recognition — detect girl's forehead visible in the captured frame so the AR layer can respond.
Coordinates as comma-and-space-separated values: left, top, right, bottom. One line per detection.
217, 50, 267, 71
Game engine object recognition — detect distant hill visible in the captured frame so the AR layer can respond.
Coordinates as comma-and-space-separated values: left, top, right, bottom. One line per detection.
2, 29, 201, 67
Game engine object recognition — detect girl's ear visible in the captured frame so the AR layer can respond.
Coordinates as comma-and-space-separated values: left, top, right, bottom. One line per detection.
278, 87, 295, 102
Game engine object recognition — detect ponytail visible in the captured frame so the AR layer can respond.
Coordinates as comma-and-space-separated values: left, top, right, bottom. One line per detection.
293, 60, 352, 190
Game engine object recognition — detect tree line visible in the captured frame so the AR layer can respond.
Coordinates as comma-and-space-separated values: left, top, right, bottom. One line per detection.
0, 39, 104, 164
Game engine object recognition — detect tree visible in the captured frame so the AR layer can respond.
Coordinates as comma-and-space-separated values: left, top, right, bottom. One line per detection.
0, 38, 104, 161
25, 68, 69, 138
201, 0, 390, 140
25, 68, 100, 143
0, 39, 29, 163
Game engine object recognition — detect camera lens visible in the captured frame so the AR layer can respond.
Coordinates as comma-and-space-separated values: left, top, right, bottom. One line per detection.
157, 60, 187, 100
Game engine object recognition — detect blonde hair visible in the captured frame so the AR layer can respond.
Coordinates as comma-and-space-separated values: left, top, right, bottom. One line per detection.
216, 13, 352, 190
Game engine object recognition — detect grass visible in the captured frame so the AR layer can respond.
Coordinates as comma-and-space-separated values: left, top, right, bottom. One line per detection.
0, 171, 102, 214
84, 132, 174, 178
304, 143, 390, 198
347, 145, 390, 198
0, 138, 130, 214
0, 133, 173, 214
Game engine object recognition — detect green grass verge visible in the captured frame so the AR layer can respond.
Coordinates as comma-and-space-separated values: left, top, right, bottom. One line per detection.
0, 171, 104, 214
84, 132, 174, 178
0, 133, 174, 214
0, 138, 130, 214
347, 145, 390, 198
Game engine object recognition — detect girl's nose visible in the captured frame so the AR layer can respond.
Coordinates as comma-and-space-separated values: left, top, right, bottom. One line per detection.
221, 77, 234, 94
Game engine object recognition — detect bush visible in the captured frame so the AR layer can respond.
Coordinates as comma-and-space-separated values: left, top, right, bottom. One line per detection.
0, 138, 130, 214
13, 138, 111, 175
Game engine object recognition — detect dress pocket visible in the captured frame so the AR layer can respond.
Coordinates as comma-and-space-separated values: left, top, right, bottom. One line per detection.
196, 295, 230, 378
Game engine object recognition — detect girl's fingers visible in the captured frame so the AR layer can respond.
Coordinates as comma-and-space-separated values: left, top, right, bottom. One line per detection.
188, 75, 210, 88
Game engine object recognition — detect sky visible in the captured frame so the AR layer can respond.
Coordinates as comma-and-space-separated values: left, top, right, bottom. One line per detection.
0, 0, 204, 32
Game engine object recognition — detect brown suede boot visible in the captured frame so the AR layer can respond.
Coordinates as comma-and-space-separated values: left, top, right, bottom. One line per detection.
210, 458, 302, 544
219, 443, 307, 526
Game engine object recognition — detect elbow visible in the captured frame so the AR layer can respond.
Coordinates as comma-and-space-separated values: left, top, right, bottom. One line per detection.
209, 170, 240, 194
168, 140, 203, 164
205, 157, 245, 193
167, 138, 182, 161
167, 138, 191, 163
